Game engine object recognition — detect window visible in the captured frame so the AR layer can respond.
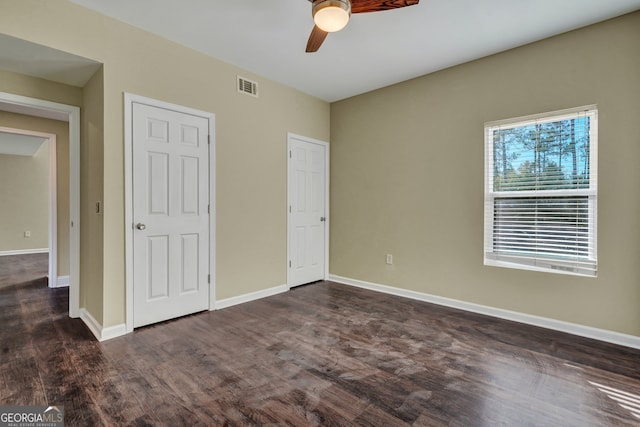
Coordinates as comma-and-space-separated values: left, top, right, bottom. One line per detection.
484, 106, 597, 277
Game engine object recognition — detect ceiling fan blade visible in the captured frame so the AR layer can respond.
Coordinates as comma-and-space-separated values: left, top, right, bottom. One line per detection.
351, 0, 419, 14
306, 25, 329, 53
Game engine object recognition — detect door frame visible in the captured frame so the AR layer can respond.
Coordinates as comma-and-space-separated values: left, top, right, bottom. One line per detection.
124, 93, 216, 333
0, 92, 80, 318
286, 132, 330, 289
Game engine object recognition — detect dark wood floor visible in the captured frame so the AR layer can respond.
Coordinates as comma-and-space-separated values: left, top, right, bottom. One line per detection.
0, 252, 48, 289
1, 267, 640, 425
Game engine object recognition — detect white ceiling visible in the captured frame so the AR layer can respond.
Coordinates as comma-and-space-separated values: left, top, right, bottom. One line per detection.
0, 33, 101, 88
67, 0, 640, 101
7, 1, 640, 102
0, 131, 48, 156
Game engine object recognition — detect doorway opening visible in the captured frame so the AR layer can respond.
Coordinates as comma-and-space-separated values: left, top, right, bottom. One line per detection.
0, 126, 58, 286
0, 92, 81, 318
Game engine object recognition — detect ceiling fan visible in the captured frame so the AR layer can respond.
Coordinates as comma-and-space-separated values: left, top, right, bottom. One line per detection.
305, 0, 420, 53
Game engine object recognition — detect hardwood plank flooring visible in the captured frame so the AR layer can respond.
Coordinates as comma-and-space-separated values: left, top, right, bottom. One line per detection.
0, 253, 48, 289
1, 278, 640, 426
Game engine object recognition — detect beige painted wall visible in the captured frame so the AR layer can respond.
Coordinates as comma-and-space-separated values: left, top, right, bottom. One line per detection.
0, 69, 83, 107
81, 66, 104, 321
0, 112, 70, 276
330, 12, 640, 337
0, 0, 330, 328
0, 144, 48, 250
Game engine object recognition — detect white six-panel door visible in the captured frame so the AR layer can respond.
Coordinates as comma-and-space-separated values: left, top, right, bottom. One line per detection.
132, 102, 210, 327
288, 135, 327, 287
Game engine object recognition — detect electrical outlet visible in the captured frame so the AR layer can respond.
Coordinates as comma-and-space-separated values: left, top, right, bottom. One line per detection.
385, 254, 393, 265
24, 230, 31, 238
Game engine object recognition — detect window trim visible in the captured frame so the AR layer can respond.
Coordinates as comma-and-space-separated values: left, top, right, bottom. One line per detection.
484, 105, 598, 277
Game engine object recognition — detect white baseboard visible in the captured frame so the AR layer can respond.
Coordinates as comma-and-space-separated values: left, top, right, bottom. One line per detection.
101, 323, 128, 341
328, 274, 640, 350
215, 284, 288, 310
79, 308, 127, 342
49, 275, 69, 288
79, 309, 101, 341
0, 248, 48, 256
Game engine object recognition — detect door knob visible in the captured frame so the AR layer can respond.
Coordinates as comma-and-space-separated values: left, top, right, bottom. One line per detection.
320, 217, 326, 222
136, 223, 146, 230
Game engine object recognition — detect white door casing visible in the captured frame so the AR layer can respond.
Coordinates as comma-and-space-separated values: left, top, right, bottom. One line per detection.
287, 133, 329, 287
131, 101, 211, 328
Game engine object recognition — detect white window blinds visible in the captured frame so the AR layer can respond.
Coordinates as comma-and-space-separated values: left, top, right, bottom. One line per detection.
484, 106, 598, 277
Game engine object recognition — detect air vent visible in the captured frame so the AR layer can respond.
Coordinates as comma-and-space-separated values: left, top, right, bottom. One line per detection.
237, 76, 258, 97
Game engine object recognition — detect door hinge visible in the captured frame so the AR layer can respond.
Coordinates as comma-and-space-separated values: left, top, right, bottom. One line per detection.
208, 135, 211, 145
289, 150, 292, 158
208, 274, 211, 284
208, 204, 210, 214
289, 205, 291, 213
289, 261, 291, 268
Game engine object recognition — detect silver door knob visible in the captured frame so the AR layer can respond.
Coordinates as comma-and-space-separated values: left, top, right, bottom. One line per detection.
320, 217, 326, 222
136, 223, 146, 230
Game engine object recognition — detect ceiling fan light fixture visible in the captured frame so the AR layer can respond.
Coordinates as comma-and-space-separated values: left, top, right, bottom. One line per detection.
312, 0, 351, 33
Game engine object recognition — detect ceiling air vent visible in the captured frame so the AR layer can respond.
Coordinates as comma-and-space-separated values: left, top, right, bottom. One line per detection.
237, 76, 258, 97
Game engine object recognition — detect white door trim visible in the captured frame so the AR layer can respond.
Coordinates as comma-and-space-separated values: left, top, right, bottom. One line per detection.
286, 133, 330, 289
47, 134, 58, 288
124, 93, 216, 333
0, 92, 80, 317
